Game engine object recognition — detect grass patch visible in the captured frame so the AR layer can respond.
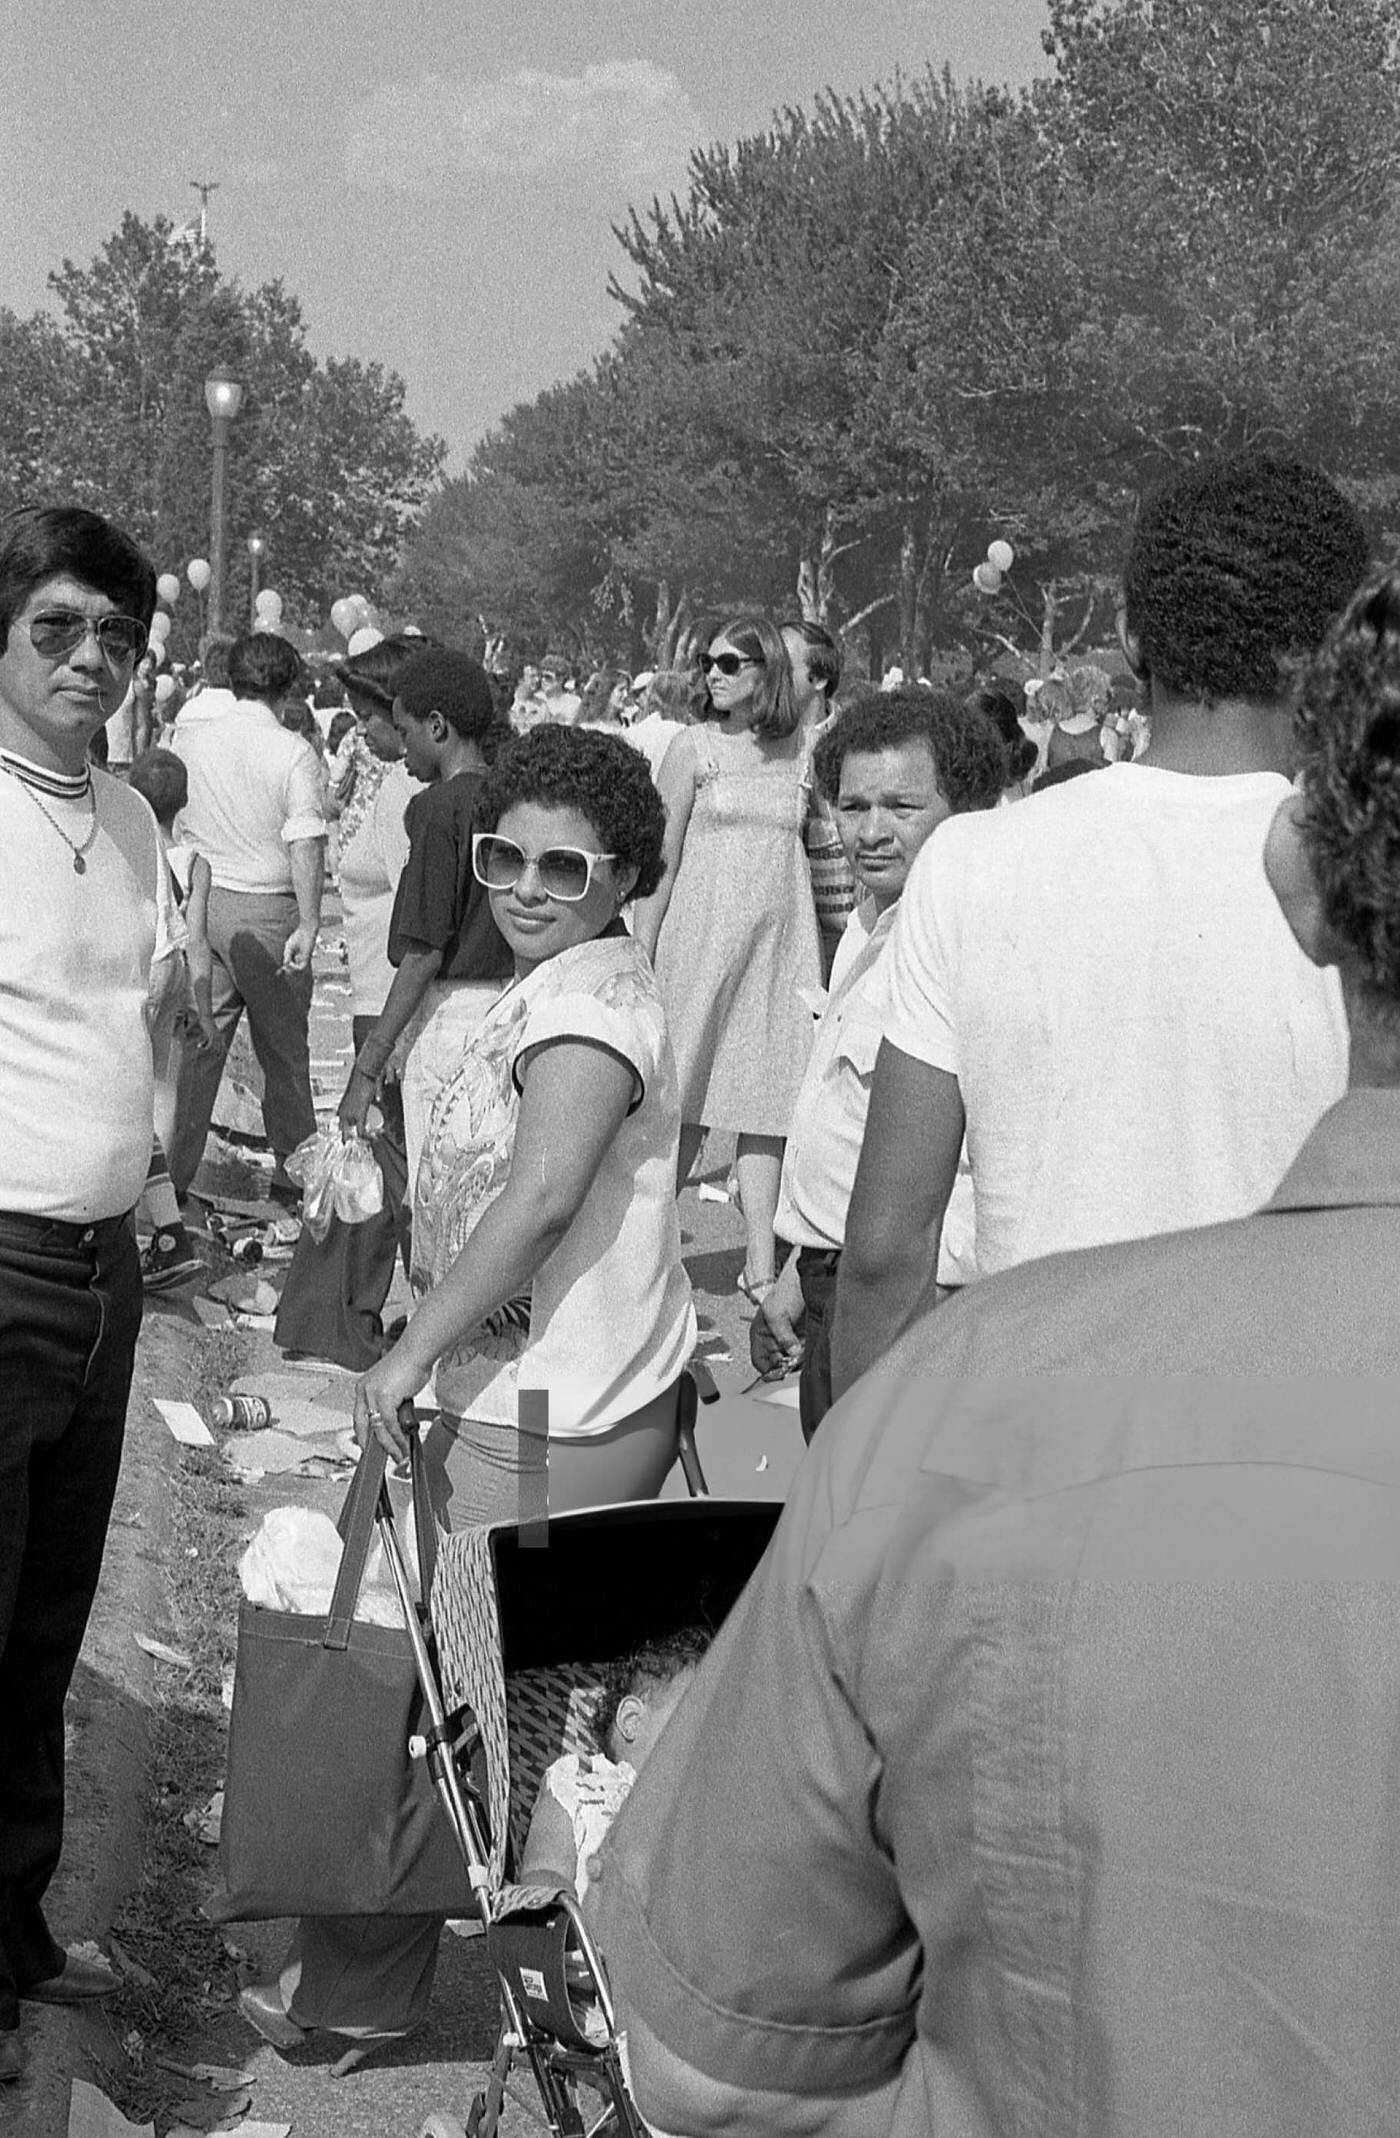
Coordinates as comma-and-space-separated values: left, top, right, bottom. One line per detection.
102, 1326, 254, 2120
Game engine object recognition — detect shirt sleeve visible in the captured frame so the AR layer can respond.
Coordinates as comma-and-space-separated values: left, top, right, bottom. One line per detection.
880, 824, 962, 1075
589, 1452, 920, 2105
279, 737, 329, 845
391, 786, 466, 952
512, 987, 650, 1111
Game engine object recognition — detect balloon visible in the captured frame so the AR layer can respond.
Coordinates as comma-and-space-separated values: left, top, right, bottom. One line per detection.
347, 626, 384, 657
149, 639, 167, 666
147, 611, 172, 643
972, 562, 1003, 595
255, 589, 284, 621
347, 594, 372, 623
330, 597, 359, 640
154, 674, 176, 704
187, 558, 211, 592
156, 572, 181, 606
987, 539, 1015, 574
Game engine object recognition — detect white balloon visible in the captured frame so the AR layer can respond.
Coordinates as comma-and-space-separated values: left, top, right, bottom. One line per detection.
987, 539, 1015, 574
330, 597, 359, 640
187, 558, 212, 593
156, 572, 181, 606
149, 639, 168, 666
972, 562, 1003, 595
347, 626, 384, 657
255, 589, 284, 621
154, 674, 176, 703
147, 611, 172, 642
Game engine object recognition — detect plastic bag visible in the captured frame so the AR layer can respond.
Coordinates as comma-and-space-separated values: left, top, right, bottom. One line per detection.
239, 1506, 413, 1627
284, 1126, 384, 1244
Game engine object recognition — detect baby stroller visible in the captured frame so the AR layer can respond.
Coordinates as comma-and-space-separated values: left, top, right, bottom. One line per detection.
373, 1399, 781, 2138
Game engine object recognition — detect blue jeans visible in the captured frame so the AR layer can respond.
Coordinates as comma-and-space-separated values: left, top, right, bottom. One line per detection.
0, 1210, 141, 2027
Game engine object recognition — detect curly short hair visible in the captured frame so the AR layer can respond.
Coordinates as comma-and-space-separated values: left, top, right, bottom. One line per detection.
592, 1627, 711, 1750
478, 724, 667, 901
813, 685, 1008, 814
1122, 455, 1368, 705
1294, 565, 1400, 1021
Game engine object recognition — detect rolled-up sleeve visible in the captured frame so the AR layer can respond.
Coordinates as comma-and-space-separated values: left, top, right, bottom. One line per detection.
280, 738, 329, 844
590, 1456, 920, 2108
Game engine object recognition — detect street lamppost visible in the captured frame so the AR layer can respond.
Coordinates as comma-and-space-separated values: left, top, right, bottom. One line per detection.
204, 367, 244, 640
246, 534, 266, 626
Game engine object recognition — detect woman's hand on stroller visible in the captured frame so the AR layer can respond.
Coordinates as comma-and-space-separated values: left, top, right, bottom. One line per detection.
354, 1351, 422, 1462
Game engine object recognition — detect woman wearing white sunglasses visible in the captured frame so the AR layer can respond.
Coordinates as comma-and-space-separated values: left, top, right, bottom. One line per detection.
354, 721, 696, 1518
243, 726, 697, 2066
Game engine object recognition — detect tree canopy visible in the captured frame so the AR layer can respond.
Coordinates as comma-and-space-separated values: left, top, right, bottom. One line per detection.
0, 213, 445, 651
398, 0, 1400, 675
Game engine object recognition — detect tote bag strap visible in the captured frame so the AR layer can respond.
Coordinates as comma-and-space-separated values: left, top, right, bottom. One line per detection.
326, 1438, 389, 1649
326, 1418, 440, 1649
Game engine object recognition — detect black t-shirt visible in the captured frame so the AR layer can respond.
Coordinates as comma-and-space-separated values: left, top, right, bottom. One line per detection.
386, 771, 513, 982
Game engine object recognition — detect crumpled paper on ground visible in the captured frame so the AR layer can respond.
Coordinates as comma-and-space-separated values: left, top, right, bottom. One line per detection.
239, 1506, 412, 1625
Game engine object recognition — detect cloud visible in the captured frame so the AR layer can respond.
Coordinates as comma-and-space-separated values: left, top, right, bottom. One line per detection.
347, 61, 702, 196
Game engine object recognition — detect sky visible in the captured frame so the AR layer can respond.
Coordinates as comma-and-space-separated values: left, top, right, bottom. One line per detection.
1, 0, 1051, 473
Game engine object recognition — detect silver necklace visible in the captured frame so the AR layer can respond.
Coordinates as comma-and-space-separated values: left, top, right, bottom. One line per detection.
2, 763, 98, 873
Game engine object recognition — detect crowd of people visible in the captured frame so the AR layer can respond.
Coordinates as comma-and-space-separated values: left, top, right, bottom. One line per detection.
4, 449, 1400, 2131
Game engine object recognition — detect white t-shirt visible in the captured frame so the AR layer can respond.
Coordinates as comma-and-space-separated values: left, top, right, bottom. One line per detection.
172, 698, 328, 893
775, 898, 976, 1285
338, 761, 414, 1015
0, 764, 163, 1219
882, 763, 1349, 1278
415, 931, 697, 1435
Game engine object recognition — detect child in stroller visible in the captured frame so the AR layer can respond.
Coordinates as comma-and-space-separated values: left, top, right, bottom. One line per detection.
519, 1630, 710, 1910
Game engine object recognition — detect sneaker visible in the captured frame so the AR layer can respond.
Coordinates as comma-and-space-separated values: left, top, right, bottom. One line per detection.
141, 1227, 205, 1292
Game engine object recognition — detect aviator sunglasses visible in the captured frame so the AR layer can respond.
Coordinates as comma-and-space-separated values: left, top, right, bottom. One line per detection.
472, 832, 617, 903
14, 609, 149, 664
701, 650, 762, 676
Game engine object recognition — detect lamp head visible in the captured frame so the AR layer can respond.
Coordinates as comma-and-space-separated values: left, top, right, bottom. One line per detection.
204, 369, 244, 422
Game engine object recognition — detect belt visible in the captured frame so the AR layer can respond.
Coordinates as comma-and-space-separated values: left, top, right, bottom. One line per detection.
0, 1208, 134, 1251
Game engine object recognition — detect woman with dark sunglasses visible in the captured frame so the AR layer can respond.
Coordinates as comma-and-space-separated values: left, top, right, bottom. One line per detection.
243, 723, 698, 2067
632, 611, 822, 1302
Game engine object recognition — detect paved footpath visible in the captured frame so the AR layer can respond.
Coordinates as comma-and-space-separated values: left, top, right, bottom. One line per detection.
18, 901, 807, 2138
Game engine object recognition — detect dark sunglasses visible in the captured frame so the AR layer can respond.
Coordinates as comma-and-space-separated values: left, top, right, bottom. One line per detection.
701, 651, 762, 677
15, 609, 149, 665
472, 832, 616, 903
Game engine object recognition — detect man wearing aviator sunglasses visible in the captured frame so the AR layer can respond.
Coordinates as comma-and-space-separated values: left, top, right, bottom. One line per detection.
0, 504, 165, 2077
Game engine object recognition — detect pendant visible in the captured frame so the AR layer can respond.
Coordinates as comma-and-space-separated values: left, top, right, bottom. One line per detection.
73, 853, 86, 875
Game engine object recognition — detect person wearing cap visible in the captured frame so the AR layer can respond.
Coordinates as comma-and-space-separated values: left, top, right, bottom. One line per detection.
338, 648, 513, 1192
832, 453, 1366, 1396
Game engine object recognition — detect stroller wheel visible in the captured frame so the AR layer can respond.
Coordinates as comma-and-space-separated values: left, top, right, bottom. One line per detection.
418, 2118, 469, 2138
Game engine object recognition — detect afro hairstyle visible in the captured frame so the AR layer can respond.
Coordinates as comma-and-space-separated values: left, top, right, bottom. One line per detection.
1122, 454, 1368, 705
812, 684, 1008, 815
477, 723, 666, 901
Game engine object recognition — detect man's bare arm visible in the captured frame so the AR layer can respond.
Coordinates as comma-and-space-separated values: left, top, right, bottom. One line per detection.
829, 1041, 964, 1399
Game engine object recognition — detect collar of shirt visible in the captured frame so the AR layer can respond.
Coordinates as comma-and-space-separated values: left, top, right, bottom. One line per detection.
1265, 1087, 1400, 1214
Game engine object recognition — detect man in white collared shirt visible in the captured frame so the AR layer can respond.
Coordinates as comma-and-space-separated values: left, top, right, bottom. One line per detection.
751, 686, 1006, 1438
168, 630, 328, 1201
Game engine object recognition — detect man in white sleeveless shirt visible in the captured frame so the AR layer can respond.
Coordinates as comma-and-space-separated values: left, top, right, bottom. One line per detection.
0, 506, 165, 2082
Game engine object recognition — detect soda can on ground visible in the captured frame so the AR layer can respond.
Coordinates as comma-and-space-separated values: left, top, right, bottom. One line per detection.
211, 1395, 272, 1430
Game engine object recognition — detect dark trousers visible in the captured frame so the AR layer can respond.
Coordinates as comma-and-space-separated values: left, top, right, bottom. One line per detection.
796, 1246, 840, 1445
169, 888, 317, 1195
0, 1211, 141, 2027
272, 1016, 412, 1371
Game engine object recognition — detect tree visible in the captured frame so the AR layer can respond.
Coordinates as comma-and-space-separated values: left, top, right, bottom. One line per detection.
0, 213, 445, 647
